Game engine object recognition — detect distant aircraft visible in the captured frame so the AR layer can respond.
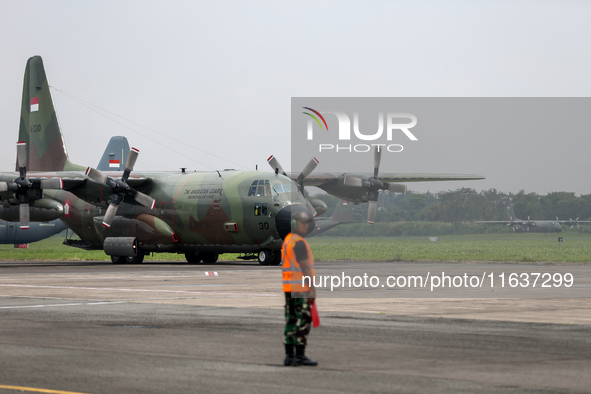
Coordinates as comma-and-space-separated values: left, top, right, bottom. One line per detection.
0, 136, 130, 244
0, 56, 484, 265
474, 199, 591, 233
308, 200, 356, 237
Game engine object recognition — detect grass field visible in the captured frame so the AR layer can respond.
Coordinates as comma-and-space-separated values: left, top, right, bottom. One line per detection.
2, 233, 591, 264
309, 233, 591, 264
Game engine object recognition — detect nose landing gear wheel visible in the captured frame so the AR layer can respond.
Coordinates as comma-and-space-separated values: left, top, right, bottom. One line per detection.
271, 251, 282, 266
258, 249, 273, 265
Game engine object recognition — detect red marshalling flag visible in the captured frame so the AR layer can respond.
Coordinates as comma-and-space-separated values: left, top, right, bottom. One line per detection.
310, 300, 320, 328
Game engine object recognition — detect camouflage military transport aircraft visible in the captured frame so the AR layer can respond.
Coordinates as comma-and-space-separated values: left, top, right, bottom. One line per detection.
0, 56, 484, 265
474, 198, 591, 233
0, 136, 130, 244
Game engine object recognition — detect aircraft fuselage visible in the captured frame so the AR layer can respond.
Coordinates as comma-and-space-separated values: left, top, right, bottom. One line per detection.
511, 221, 562, 233
45, 170, 305, 254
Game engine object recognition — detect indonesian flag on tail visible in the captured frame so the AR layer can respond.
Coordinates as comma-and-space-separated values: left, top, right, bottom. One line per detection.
30, 97, 39, 112
109, 160, 120, 168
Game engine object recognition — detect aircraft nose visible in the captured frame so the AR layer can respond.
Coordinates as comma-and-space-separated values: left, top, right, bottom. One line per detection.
275, 204, 316, 240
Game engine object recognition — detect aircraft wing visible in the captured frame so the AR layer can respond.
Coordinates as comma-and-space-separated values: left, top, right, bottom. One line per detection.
290, 172, 485, 187
474, 221, 513, 224
474, 220, 533, 226
0, 171, 150, 198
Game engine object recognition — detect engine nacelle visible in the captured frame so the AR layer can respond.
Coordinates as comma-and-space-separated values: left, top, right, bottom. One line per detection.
0, 198, 63, 222
306, 197, 328, 216
103, 237, 139, 257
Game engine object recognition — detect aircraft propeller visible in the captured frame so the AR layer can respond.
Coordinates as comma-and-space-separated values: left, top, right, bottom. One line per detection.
570, 217, 580, 229
0, 142, 63, 229
267, 155, 319, 216
85, 147, 155, 228
342, 146, 406, 224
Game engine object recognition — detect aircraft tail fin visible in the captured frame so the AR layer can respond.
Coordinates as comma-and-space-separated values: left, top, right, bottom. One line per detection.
503, 198, 517, 221
97, 136, 131, 171
17, 56, 85, 172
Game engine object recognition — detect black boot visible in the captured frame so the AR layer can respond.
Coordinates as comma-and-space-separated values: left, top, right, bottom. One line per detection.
284, 344, 294, 366
292, 345, 318, 367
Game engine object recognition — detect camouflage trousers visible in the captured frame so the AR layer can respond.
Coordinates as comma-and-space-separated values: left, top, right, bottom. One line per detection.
284, 292, 312, 346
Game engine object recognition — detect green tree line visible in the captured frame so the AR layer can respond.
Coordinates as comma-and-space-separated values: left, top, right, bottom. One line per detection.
312, 188, 591, 236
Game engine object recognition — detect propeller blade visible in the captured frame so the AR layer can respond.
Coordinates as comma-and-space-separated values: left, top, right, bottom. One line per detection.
40, 178, 63, 189
85, 167, 109, 185
387, 183, 407, 193
368, 200, 377, 224
134, 191, 156, 209
299, 157, 319, 180
19, 203, 30, 229
102, 203, 118, 228
296, 157, 320, 196
125, 147, 139, 171
267, 155, 286, 176
17, 141, 27, 170
343, 175, 364, 187
373, 147, 381, 178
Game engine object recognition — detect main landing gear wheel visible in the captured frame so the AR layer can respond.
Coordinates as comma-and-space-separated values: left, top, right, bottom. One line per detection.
258, 249, 274, 265
111, 250, 144, 264
201, 253, 219, 264
270, 251, 282, 266
185, 253, 218, 264
185, 253, 202, 264
111, 255, 125, 264
125, 250, 145, 264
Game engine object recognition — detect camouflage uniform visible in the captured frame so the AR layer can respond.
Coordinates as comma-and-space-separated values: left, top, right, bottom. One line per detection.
284, 292, 312, 346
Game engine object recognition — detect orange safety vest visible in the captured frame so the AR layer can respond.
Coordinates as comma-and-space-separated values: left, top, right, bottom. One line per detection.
282, 232, 315, 293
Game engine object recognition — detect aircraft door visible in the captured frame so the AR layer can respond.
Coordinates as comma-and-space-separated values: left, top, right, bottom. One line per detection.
0, 221, 6, 242
253, 202, 272, 237
6, 222, 16, 243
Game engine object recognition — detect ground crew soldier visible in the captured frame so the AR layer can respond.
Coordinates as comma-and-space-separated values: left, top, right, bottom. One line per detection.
282, 209, 318, 367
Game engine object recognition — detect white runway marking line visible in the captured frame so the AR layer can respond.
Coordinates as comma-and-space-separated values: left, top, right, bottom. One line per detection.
0, 284, 276, 297
205, 272, 219, 276
0, 301, 124, 309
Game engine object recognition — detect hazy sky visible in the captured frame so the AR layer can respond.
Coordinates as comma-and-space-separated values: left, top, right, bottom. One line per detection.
1, 1, 590, 195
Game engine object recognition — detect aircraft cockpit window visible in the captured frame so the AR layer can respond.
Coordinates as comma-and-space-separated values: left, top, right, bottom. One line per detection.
249, 180, 273, 197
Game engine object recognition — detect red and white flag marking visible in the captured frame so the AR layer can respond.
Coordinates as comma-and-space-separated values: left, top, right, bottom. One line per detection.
109, 160, 120, 168
30, 97, 39, 112
205, 272, 218, 276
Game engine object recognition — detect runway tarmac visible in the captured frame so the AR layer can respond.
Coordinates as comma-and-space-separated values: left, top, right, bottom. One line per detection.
1, 259, 590, 393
